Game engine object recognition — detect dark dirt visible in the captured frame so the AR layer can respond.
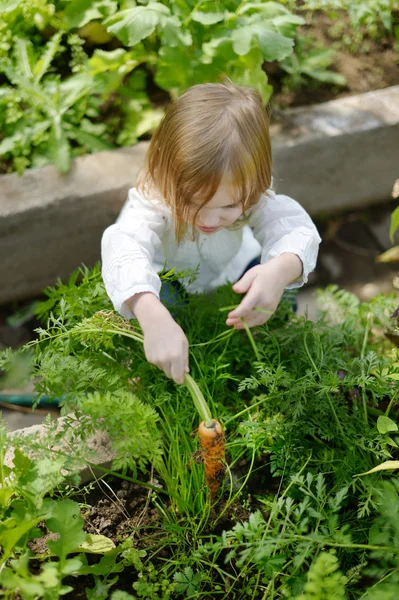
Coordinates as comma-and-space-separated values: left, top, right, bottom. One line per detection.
22, 473, 255, 599
267, 10, 399, 109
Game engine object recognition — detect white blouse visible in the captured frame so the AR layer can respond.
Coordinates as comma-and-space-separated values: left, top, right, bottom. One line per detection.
101, 187, 321, 319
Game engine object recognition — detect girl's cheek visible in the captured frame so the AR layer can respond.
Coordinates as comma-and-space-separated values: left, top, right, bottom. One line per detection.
226, 208, 243, 223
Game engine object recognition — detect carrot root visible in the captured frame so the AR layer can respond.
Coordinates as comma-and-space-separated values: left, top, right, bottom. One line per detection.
198, 419, 225, 499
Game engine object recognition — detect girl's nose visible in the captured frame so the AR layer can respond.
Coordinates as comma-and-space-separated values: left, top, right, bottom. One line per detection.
198, 208, 219, 227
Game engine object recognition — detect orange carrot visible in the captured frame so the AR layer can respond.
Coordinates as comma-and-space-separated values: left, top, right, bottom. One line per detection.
198, 419, 225, 499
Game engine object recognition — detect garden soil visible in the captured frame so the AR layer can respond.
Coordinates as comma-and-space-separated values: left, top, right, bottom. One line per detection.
266, 11, 399, 109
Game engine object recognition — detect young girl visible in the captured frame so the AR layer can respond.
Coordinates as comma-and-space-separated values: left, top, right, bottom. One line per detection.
101, 81, 321, 385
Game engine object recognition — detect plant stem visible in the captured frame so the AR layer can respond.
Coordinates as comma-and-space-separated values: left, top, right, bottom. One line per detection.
241, 318, 261, 361
184, 373, 213, 427
360, 315, 373, 424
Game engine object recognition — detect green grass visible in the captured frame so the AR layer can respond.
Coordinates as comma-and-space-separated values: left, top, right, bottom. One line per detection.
2, 267, 399, 598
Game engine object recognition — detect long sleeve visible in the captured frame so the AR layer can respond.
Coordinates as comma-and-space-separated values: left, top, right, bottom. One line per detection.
101, 189, 168, 319
248, 191, 321, 287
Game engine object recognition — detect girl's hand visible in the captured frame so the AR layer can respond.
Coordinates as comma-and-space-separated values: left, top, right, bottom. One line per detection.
130, 292, 189, 384
226, 253, 303, 329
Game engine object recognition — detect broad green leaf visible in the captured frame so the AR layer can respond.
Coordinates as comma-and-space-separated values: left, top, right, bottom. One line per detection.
64, 0, 118, 30
356, 460, 399, 476
232, 22, 293, 60
256, 27, 294, 61
377, 415, 398, 434
78, 533, 116, 554
48, 122, 71, 174
237, 1, 288, 17
111, 592, 136, 599
12, 447, 32, 472
390, 205, 399, 243
231, 26, 253, 55
0, 0, 21, 13
62, 557, 84, 575
105, 4, 170, 46
0, 487, 14, 509
0, 568, 45, 596
39, 562, 59, 587
0, 518, 42, 565
191, 4, 227, 25
162, 16, 192, 46
201, 34, 234, 64
155, 45, 192, 91
231, 66, 272, 104
47, 499, 86, 560
89, 48, 128, 74
16, 456, 66, 508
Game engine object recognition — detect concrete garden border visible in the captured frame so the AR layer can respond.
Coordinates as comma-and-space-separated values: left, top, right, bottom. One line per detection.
0, 85, 398, 305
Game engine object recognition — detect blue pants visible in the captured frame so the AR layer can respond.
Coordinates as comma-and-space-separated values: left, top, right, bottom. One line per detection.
160, 257, 297, 313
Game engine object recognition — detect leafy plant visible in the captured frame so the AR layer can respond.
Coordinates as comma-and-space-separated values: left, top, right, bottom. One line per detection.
300, 0, 399, 40
280, 38, 347, 89
0, 0, 356, 175
3, 265, 399, 597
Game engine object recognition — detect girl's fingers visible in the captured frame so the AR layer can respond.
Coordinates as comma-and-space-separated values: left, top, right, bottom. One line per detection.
228, 289, 260, 319
171, 358, 185, 385
227, 310, 267, 327
232, 268, 258, 294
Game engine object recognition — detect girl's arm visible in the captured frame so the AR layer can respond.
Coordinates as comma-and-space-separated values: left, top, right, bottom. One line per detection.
101, 189, 189, 384
226, 192, 321, 329
248, 191, 321, 287
101, 188, 167, 319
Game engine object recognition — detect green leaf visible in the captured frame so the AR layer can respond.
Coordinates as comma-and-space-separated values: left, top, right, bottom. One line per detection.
67, 124, 113, 153
33, 32, 63, 84
64, 0, 118, 30
111, 592, 136, 599
58, 74, 93, 113
256, 27, 294, 61
16, 456, 66, 508
89, 48, 128, 74
231, 66, 272, 104
231, 26, 253, 55
78, 533, 116, 554
232, 22, 293, 60
118, 106, 164, 146
48, 122, 71, 173
390, 205, 399, 243
14, 38, 34, 80
0, 518, 42, 565
302, 68, 347, 86
174, 566, 201, 595
47, 499, 86, 560
162, 16, 192, 47
237, 2, 288, 18
356, 460, 399, 476
191, 3, 227, 25
155, 45, 192, 91
105, 3, 170, 46
377, 415, 398, 434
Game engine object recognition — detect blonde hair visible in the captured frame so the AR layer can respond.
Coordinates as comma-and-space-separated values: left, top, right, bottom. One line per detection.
138, 81, 272, 241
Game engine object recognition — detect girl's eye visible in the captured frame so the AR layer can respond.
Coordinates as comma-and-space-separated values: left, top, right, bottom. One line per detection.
226, 202, 241, 209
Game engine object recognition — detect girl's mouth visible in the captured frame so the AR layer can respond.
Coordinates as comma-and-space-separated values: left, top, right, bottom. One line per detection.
198, 226, 220, 234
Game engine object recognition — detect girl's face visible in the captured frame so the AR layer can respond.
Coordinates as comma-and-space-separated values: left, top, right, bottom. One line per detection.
188, 174, 243, 235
